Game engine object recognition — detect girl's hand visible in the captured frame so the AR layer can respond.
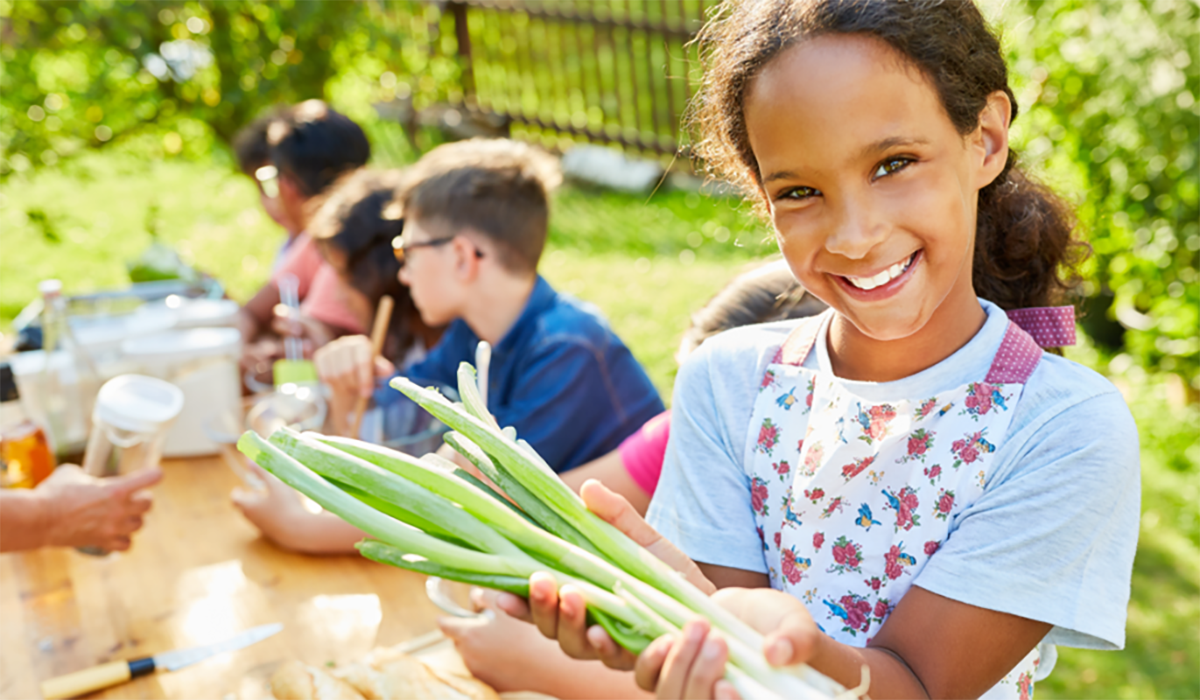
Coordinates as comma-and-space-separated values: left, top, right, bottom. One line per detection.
633, 588, 822, 699
495, 479, 715, 671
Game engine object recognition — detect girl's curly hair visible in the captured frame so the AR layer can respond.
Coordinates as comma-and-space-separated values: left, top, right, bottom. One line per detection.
690, 0, 1088, 311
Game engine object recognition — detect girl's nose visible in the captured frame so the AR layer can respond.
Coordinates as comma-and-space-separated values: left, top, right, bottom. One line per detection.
824, 200, 889, 260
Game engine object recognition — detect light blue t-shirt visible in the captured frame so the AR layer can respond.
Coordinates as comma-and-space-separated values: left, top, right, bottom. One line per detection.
647, 299, 1140, 657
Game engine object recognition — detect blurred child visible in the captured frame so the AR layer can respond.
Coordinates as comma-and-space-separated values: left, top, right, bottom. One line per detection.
523, 2, 1140, 698
233, 100, 371, 380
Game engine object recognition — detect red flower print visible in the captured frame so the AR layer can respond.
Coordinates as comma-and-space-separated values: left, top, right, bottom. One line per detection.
923, 464, 942, 485
750, 476, 770, 516
828, 536, 863, 573
864, 576, 882, 591
899, 428, 935, 464
773, 460, 791, 480
883, 543, 916, 580
934, 489, 956, 521
780, 546, 810, 585
801, 442, 823, 476
873, 599, 890, 619
960, 445, 979, 464
856, 403, 897, 445
841, 455, 875, 482
755, 418, 779, 456
839, 594, 873, 633
1018, 671, 1033, 700
760, 369, 778, 390
882, 487, 921, 531
924, 540, 940, 556
812, 532, 825, 550
774, 531, 782, 548
915, 397, 938, 420
804, 487, 825, 503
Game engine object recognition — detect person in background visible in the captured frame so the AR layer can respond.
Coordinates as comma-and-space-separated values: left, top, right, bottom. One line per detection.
0, 465, 161, 553
233, 100, 372, 380
439, 258, 827, 698
232, 169, 448, 548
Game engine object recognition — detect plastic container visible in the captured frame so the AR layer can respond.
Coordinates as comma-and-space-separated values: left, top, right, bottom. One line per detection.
38, 279, 100, 460
82, 375, 184, 477
121, 327, 242, 457
1, 362, 55, 488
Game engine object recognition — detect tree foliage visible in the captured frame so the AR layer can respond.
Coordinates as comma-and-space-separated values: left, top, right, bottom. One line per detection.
0, 0, 459, 167
994, 0, 1198, 387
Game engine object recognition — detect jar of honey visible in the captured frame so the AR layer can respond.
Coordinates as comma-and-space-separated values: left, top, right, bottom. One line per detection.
1, 362, 55, 488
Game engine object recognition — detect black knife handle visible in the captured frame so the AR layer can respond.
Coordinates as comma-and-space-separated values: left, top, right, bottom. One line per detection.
128, 657, 157, 678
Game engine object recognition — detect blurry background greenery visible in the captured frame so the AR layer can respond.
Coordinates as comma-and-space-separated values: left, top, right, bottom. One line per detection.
0, 1, 1196, 698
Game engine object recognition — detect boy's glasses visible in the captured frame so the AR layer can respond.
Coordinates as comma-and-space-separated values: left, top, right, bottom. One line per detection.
255, 165, 280, 199
392, 234, 484, 265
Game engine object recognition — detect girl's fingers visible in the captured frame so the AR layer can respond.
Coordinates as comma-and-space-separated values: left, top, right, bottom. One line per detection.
586, 625, 637, 671
713, 679, 742, 700
634, 635, 674, 692
682, 634, 727, 700
494, 592, 531, 621
656, 619, 710, 700
554, 585, 597, 660
528, 572, 561, 640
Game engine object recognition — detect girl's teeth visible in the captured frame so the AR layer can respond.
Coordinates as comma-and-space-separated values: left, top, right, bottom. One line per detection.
847, 256, 912, 291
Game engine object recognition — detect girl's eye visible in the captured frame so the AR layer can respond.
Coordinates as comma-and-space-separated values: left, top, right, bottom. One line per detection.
873, 157, 913, 180
779, 186, 821, 201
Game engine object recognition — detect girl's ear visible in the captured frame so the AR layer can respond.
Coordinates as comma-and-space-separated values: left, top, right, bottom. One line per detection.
973, 90, 1012, 190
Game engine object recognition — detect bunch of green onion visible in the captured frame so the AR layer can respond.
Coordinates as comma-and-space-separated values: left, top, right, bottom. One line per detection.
237, 363, 848, 700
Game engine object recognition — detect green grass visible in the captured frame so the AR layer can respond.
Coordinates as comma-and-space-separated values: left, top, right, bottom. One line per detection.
1, 154, 1196, 699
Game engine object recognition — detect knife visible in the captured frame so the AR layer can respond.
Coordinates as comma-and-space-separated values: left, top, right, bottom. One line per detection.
40, 622, 283, 700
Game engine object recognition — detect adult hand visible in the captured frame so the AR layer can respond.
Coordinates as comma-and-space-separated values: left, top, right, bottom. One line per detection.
495, 480, 715, 671
633, 588, 822, 699
37, 465, 163, 551
313, 335, 395, 435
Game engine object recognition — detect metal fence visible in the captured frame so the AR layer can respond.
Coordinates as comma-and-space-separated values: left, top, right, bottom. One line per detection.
436, 0, 711, 159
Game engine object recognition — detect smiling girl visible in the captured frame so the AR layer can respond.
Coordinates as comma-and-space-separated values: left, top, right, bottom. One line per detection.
508, 1, 1141, 698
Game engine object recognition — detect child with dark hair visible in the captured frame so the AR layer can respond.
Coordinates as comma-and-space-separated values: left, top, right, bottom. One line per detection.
233, 101, 372, 378
519, 2, 1140, 698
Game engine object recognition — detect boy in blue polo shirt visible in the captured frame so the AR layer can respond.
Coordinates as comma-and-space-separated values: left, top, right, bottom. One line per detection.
320, 138, 663, 472
235, 140, 664, 554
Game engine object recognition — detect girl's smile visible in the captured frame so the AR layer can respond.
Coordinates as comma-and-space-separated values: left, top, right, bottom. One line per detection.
745, 33, 1010, 380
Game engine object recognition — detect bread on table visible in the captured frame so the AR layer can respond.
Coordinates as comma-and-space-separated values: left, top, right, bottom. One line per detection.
330, 646, 500, 700
270, 660, 366, 700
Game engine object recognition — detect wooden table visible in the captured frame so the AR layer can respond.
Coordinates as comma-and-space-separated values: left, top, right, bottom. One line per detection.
0, 456, 444, 700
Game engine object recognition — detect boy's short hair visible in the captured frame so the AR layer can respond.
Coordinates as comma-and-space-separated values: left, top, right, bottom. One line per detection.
265, 100, 371, 198
399, 138, 562, 274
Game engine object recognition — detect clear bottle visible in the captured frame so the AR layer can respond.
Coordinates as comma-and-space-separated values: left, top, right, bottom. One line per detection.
38, 279, 98, 462
1, 362, 56, 488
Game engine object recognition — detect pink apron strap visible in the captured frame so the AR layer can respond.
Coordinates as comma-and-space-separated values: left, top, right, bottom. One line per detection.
773, 310, 832, 366
986, 322, 1044, 384
1006, 306, 1076, 347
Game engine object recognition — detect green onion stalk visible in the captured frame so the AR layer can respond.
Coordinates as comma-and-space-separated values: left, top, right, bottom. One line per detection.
237, 361, 847, 700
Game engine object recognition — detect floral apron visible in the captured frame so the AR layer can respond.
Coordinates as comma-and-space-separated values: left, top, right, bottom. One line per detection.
747, 311, 1057, 699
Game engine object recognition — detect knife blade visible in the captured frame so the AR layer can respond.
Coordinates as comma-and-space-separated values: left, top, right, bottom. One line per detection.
40, 623, 283, 700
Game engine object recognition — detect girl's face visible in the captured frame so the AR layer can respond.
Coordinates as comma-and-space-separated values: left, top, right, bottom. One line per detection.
745, 34, 1008, 343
